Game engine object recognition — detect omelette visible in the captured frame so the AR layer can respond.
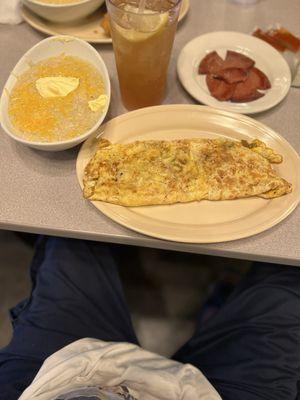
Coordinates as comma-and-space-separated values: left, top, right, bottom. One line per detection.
83, 138, 292, 206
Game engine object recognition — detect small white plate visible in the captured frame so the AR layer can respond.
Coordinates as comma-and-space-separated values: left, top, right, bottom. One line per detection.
177, 31, 292, 114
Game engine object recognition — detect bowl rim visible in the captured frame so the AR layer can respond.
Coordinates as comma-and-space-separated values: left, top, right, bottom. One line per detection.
24, 0, 100, 8
0, 35, 111, 149
106, 0, 182, 15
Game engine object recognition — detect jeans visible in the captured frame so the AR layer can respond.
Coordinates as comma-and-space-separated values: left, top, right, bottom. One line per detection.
0, 237, 299, 400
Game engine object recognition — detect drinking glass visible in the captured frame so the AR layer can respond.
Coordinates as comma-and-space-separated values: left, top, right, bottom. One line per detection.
106, 0, 182, 110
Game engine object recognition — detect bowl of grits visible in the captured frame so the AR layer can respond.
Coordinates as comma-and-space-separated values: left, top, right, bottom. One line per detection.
0, 36, 110, 151
22, 0, 105, 23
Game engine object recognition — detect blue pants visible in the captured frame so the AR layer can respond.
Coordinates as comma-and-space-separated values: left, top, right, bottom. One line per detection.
0, 237, 299, 400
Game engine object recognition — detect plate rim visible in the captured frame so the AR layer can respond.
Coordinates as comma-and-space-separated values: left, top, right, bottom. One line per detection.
21, 5, 112, 44
177, 31, 292, 115
178, 0, 190, 23
76, 104, 300, 243
21, 0, 189, 44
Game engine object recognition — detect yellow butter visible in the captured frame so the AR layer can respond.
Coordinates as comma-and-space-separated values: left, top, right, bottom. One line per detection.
88, 94, 108, 112
36, 76, 79, 98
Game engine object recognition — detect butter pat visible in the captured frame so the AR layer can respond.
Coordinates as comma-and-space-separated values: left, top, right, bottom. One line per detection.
88, 94, 108, 112
36, 76, 79, 98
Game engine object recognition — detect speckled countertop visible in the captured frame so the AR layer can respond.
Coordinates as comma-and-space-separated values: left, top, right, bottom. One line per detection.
0, 0, 299, 266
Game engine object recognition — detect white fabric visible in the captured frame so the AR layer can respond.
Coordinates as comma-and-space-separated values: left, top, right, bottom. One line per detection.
18, 338, 222, 400
52, 386, 136, 400
0, 0, 23, 25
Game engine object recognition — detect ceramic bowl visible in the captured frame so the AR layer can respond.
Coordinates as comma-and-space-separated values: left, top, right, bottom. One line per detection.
0, 36, 110, 151
23, 0, 105, 23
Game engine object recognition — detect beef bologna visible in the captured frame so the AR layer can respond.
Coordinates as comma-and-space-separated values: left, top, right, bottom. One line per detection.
198, 49, 271, 103
198, 51, 224, 74
206, 75, 236, 101
223, 50, 255, 70
251, 67, 271, 90
231, 79, 265, 103
216, 67, 249, 84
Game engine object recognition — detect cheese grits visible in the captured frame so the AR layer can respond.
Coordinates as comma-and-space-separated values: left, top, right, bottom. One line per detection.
8, 54, 107, 142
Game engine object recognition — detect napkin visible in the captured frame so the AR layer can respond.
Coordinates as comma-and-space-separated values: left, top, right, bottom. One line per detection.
0, 0, 23, 25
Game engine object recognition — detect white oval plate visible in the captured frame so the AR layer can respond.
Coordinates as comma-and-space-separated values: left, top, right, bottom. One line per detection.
76, 105, 300, 243
177, 32, 292, 114
22, 0, 189, 45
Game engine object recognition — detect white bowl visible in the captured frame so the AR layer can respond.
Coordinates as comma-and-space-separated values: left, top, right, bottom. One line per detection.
22, 0, 105, 23
0, 36, 111, 151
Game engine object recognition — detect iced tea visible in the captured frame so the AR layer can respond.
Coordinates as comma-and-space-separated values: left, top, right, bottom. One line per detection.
106, 0, 182, 110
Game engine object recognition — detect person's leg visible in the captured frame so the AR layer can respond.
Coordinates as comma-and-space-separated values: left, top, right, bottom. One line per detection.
174, 262, 300, 400
0, 236, 138, 400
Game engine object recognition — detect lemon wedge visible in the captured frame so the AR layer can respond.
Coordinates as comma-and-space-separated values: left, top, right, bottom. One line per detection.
88, 94, 108, 112
116, 7, 169, 42
36, 76, 79, 98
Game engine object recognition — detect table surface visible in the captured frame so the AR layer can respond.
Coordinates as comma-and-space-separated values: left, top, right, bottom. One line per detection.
1, 0, 300, 266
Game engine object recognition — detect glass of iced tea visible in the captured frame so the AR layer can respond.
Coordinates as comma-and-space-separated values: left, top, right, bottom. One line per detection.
106, 0, 182, 110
